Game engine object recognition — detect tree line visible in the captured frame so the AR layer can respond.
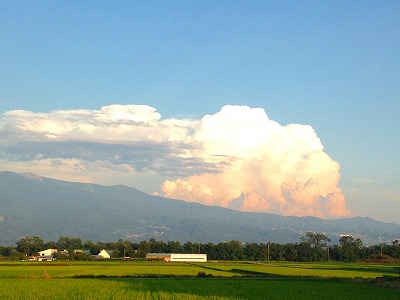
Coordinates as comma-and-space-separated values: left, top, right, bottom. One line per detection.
0, 233, 399, 262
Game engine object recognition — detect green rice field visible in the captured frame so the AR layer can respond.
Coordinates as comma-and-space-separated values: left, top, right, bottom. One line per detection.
0, 261, 399, 299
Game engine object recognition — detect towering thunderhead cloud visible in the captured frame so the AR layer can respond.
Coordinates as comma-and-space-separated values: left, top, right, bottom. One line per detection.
162, 105, 350, 219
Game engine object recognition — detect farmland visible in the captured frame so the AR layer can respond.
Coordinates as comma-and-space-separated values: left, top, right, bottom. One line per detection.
0, 261, 399, 299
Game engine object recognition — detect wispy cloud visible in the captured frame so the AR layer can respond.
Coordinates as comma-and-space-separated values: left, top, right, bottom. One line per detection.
0, 104, 351, 218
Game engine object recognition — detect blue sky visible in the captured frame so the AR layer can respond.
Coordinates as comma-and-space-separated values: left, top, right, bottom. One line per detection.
0, 1, 399, 224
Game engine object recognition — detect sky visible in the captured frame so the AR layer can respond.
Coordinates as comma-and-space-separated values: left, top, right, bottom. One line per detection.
0, 1, 399, 224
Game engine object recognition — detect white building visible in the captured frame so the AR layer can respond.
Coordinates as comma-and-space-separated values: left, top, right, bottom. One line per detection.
97, 249, 111, 259
146, 253, 207, 262
38, 249, 57, 256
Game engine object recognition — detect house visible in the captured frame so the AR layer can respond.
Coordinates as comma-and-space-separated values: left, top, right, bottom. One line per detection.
146, 253, 207, 262
97, 249, 111, 259
37, 255, 54, 261
38, 249, 57, 257
34, 249, 58, 261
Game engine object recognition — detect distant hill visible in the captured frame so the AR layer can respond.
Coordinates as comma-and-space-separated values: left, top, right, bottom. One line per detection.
0, 171, 398, 246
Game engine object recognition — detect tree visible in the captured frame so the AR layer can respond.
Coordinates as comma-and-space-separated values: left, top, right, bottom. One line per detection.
258, 243, 270, 261
202, 243, 217, 260
44, 240, 57, 249
0, 246, 19, 260
183, 241, 199, 254
268, 243, 285, 261
115, 239, 134, 258
56, 236, 83, 251
54, 251, 69, 261
167, 241, 182, 253
300, 232, 331, 261
297, 242, 314, 262
389, 240, 400, 259
74, 252, 93, 261
16, 236, 44, 256
301, 232, 331, 249
244, 243, 261, 261
138, 241, 151, 257
215, 241, 244, 260
283, 243, 298, 261
83, 240, 100, 255
339, 235, 363, 262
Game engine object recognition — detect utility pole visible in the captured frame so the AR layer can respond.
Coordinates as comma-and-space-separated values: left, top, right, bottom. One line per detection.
327, 245, 330, 263
267, 242, 270, 262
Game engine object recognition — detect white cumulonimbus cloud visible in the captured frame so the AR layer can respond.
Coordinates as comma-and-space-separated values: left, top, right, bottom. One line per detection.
162, 105, 350, 219
0, 104, 351, 219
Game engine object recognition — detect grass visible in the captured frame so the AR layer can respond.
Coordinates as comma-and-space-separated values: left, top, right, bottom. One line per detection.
193, 261, 400, 278
0, 261, 399, 299
0, 261, 229, 278
0, 278, 238, 300
1, 277, 399, 300
1, 260, 398, 278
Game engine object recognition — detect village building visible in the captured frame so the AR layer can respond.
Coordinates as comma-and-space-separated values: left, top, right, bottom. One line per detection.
96, 249, 111, 259
35, 248, 58, 261
38, 249, 57, 257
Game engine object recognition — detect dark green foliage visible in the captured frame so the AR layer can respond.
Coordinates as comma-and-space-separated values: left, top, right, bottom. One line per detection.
2, 232, 400, 262
83, 240, 100, 255
197, 271, 214, 277
56, 236, 83, 251
301, 232, 331, 248
337, 235, 364, 262
16, 236, 44, 256
54, 251, 69, 261
74, 252, 94, 261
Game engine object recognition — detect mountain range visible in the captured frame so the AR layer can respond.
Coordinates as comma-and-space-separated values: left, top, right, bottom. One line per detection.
0, 171, 398, 246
